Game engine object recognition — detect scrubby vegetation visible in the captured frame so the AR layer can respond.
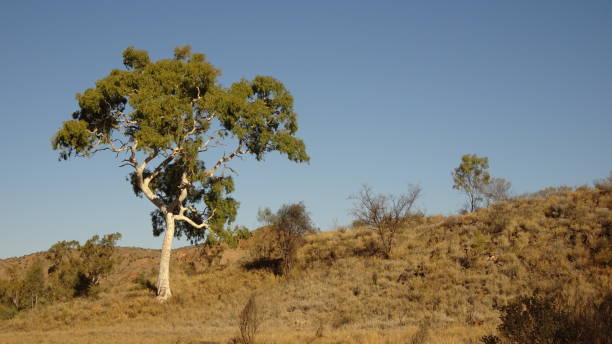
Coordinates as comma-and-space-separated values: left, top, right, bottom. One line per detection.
484, 292, 611, 344
0, 181, 610, 343
0, 233, 121, 318
248, 203, 316, 276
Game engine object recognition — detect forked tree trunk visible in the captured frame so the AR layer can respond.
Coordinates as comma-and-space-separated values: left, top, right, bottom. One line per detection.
157, 212, 175, 301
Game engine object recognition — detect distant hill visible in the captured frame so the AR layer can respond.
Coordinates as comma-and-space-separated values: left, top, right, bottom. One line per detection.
0, 185, 610, 343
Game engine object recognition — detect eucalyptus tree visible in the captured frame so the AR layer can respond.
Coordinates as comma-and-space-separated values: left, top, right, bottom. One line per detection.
52, 46, 309, 300
452, 154, 491, 212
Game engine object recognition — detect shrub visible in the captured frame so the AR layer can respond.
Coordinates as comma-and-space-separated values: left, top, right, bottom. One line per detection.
350, 184, 421, 258
79, 232, 122, 286
207, 225, 251, 249
46, 233, 122, 298
498, 295, 565, 343
239, 295, 261, 344
133, 273, 156, 293
495, 293, 612, 344
22, 263, 45, 308
251, 203, 315, 275
486, 204, 511, 234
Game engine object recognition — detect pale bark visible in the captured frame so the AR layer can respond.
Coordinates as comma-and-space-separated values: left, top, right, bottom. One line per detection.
156, 212, 175, 301
80, 106, 251, 303
130, 142, 244, 301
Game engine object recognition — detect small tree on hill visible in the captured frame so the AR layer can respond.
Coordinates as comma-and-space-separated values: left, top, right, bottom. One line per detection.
256, 202, 315, 275
46, 233, 121, 298
22, 263, 45, 309
0, 262, 46, 311
452, 154, 491, 212
52, 46, 309, 300
1, 266, 24, 310
46, 240, 80, 300
350, 185, 421, 258
79, 232, 122, 287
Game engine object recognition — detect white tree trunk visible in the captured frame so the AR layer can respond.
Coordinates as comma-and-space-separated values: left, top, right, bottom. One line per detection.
156, 212, 175, 301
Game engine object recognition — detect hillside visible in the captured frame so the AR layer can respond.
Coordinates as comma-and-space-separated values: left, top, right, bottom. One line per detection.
0, 185, 610, 343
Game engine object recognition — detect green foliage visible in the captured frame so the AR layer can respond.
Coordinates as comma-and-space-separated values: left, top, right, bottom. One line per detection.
53, 45, 308, 252
452, 154, 491, 212
0, 266, 24, 310
212, 225, 251, 249
79, 233, 122, 286
0, 261, 46, 315
122, 46, 151, 69
22, 263, 45, 309
51, 120, 97, 159
46, 233, 122, 298
46, 240, 80, 300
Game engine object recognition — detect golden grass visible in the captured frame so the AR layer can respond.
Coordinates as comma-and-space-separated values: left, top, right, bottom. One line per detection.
0, 186, 610, 343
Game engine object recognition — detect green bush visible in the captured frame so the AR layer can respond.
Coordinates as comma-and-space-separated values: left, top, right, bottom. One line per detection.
46, 233, 121, 299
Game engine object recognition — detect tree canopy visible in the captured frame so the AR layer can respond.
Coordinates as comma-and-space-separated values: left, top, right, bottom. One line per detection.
52, 46, 309, 299
452, 154, 491, 212
53, 45, 308, 242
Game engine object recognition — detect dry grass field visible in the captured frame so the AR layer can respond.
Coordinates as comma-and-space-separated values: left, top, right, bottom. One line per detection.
0, 184, 610, 343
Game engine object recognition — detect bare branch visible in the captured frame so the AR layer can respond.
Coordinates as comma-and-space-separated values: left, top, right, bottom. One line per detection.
350, 184, 421, 258
144, 148, 179, 184
205, 142, 249, 177
174, 209, 215, 229
116, 118, 137, 125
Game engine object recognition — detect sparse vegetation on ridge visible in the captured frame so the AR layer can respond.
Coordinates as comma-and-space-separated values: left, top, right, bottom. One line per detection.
0, 181, 610, 343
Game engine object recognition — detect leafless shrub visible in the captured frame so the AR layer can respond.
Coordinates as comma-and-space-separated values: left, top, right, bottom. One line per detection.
239, 294, 261, 344
482, 177, 512, 206
350, 184, 421, 258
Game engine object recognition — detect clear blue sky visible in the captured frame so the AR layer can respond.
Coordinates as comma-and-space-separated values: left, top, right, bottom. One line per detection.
1, 1, 610, 259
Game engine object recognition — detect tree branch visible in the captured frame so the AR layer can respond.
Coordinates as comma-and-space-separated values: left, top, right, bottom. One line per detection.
144, 148, 179, 185
174, 209, 215, 229
204, 142, 249, 177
